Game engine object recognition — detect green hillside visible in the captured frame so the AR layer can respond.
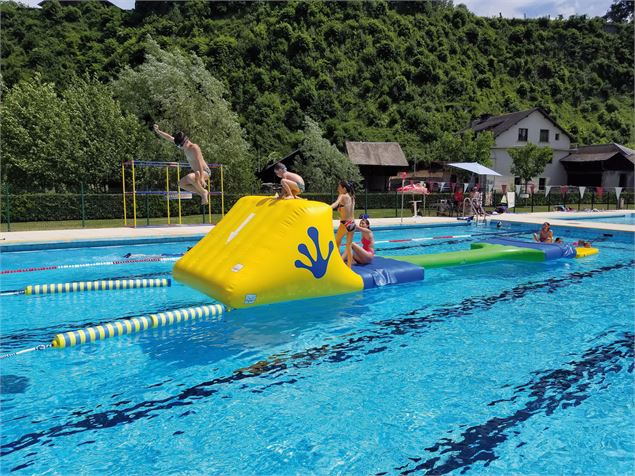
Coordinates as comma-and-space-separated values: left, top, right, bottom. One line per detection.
2, 0, 633, 166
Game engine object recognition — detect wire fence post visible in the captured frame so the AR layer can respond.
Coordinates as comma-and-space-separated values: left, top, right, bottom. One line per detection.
80, 182, 86, 228
591, 190, 595, 210
364, 181, 368, 215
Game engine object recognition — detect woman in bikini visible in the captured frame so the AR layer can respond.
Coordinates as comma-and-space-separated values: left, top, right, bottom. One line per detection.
533, 222, 553, 243
331, 180, 356, 268
349, 216, 375, 265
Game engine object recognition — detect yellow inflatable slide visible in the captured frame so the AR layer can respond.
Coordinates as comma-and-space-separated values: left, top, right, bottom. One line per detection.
173, 196, 363, 308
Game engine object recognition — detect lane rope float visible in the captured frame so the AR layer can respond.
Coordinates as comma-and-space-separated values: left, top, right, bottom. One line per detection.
1, 257, 179, 275
0, 304, 227, 358
24, 278, 171, 295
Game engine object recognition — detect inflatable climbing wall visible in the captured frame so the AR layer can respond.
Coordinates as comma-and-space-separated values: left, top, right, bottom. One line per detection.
173, 196, 364, 308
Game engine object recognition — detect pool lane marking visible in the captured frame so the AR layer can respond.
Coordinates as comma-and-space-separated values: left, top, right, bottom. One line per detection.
391, 331, 634, 475
0, 257, 179, 275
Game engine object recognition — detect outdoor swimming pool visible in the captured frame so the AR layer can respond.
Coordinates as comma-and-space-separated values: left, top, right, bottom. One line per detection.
560, 213, 635, 225
1, 223, 633, 475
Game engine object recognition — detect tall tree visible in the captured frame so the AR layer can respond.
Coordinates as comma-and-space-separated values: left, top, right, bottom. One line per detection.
508, 143, 553, 192
62, 77, 143, 190
604, 0, 634, 22
294, 116, 362, 193
2, 74, 73, 191
112, 37, 257, 193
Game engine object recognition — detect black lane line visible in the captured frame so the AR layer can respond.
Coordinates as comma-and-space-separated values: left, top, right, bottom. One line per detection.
393, 331, 634, 475
1, 260, 632, 459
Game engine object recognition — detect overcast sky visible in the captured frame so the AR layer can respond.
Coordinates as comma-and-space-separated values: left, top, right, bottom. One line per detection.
21, 0, 615, 18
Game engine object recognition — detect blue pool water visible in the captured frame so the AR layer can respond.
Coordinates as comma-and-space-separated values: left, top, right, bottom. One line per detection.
1, 223, 633, 475
560, 213, 635, 225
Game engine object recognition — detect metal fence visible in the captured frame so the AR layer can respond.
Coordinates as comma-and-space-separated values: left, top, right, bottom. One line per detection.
1, 184, 633, 232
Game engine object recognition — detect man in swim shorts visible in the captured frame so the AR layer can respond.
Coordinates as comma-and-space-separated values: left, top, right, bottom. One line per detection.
153, 124, 210, 205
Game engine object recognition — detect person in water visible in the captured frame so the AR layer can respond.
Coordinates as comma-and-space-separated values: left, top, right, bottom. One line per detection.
348, 215, 375, 265
273, 162, 305, 199
533, 222, 553, 243
331, 180, 356, 268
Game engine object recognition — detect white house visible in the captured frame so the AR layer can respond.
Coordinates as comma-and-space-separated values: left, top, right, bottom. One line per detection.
462, 108, 572, 190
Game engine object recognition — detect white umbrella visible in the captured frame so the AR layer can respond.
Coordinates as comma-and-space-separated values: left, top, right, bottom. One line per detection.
447, 162, 501, 176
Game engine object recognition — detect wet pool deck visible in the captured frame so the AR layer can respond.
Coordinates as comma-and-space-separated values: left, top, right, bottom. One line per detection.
1, 210, 633, 248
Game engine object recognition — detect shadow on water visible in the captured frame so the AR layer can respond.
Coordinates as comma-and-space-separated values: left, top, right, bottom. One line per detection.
138, 291, 374, 369
0, 375, 30, 394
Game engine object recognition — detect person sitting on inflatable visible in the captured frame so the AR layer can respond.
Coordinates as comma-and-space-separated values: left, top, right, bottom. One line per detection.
346, 215, 375, 265
533, 222, 553, 243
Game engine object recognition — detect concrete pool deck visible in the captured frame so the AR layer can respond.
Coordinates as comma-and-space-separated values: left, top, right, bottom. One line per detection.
1, 210, 633, 248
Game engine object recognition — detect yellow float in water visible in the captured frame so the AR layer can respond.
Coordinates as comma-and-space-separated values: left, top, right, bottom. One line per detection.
575, 247, 599, 258
173, 196, 363, 308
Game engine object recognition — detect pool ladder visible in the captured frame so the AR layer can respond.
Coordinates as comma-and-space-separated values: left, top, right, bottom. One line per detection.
462, 198, 486, 225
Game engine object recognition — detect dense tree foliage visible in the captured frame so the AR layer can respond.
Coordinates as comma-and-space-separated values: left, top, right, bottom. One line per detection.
112, 38, 257, 192
604, 0, 634, 23
1, 0, 633, 192
2, 74, 142, 192
509, 143, 554, 192
293, 117, 362, 192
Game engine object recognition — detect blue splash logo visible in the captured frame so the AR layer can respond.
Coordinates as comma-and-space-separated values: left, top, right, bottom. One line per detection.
294, 227, 334, 279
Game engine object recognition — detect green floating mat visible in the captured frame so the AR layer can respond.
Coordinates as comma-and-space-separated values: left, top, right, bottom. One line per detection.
391, 243, 545, 269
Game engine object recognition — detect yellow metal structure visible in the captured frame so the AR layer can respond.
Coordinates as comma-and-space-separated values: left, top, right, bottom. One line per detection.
122, 163, 127, 226
173, 196, 363, 308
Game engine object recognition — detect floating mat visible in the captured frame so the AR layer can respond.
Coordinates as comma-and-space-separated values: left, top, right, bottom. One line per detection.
481, 237, 576, 259
391, 243, 545, 269
352, 256, 424, 289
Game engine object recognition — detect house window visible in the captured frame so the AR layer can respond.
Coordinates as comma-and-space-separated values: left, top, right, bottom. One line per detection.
540, 129, 549, 142
518, 128, 528, 142
514, 176, 522, 186
555, 133, 560, 140
539, 178, 546, 190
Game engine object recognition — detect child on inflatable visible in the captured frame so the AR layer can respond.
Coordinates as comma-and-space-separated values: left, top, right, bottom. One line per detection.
274, 162, 305, 199
347, 215, 375, 265
533, 222, 553, 243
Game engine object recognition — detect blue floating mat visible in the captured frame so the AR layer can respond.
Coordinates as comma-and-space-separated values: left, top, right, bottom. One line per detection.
482, 237, 576, 260
352, 256, 424, 289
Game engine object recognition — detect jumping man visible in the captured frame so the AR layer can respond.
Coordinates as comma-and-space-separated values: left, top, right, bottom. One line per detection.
153, 124, 210, 205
